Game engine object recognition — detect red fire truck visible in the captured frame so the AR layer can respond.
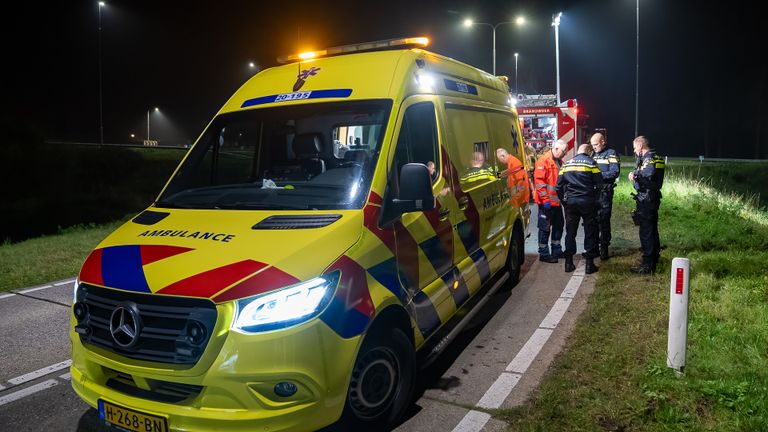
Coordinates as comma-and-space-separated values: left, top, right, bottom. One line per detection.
516, 94, 589, 155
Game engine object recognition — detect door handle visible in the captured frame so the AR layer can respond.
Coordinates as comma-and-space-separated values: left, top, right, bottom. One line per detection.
458, 196, 469, 210
438, 207, 451, 221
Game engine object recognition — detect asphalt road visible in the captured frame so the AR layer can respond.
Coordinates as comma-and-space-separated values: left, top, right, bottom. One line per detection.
0, 207, 595, 432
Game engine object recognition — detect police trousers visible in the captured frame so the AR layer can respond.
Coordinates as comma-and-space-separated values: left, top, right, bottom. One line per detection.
597, 185, 614, 248
564, 201, 599, 259
537, 204, 564, 256
635, 198, 661, 263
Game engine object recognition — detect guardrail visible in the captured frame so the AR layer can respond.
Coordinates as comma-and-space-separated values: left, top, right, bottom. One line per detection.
665, 157, 768, 163
44, 140, 189, 150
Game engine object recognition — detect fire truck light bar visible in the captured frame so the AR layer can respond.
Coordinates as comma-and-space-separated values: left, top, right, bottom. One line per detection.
278, 37, 430, 63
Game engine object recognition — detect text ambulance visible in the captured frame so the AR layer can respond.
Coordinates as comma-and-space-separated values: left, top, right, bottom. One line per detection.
70, 37, 529, 432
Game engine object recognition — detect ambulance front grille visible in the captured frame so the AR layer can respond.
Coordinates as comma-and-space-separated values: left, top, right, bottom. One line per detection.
104, 369, 204, 403
77, 284, 217, 365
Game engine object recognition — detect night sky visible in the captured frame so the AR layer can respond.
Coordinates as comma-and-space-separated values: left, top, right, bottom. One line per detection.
9, 0, 766, 157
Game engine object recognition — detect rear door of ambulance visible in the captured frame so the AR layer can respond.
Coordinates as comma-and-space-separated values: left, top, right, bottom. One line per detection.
440, 101, 504, 300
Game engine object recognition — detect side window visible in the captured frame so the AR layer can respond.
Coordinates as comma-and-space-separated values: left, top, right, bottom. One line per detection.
392, 102, 439, 184
444, 106, 494, 191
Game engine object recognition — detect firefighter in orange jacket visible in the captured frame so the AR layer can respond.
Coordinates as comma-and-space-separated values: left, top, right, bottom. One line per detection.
534, 140, 567, 263
495, 148, 530, 207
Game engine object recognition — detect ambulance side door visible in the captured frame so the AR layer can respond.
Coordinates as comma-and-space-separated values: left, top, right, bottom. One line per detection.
387, 98, 458, 341
440, 101, 496, 300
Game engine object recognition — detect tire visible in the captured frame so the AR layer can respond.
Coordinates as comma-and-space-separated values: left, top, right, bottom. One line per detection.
341, 327, 415, 431
504, 226, 523, 290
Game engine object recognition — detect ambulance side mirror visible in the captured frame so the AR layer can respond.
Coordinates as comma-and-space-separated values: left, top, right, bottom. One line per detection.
391, 163, 436, 214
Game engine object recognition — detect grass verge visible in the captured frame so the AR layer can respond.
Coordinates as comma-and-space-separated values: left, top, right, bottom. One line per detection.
0, 220, 125, 292
498, 169, 768, 430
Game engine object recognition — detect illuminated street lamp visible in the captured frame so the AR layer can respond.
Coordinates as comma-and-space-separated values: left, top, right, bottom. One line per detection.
552, 12, 562, 104
463, 16, 526, 75
98, 1, 105, 145
147, 107, 159, 141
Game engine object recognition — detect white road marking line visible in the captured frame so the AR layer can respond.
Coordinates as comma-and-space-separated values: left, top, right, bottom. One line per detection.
452, 259, 589, 431
451, 410, 492, 432
561, 275, 584, 298
573, 260, 586, 276
539, 298, 573, 329
505, 328, 554, 374
59, 372, 71, 380
1, 277, 76, 301
7, 360, 72, 386
0, 379, 59, 407
17, 285, 53, 294
476, 372, 522, 409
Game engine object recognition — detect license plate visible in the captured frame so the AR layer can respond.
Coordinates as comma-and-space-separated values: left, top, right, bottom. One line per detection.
99, 400, 168, 432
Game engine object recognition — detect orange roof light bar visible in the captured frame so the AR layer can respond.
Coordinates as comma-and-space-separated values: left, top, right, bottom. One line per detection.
277, 36, 430, 63
297, 50, 327, 60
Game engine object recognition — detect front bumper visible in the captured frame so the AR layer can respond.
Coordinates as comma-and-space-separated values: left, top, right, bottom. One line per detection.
70, 304, 360, 432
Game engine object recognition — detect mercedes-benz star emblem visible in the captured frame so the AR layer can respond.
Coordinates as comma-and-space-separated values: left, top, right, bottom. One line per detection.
109, 304, 142, 348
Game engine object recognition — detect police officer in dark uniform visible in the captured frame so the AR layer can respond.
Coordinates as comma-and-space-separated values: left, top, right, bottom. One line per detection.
628, 136, 665, 274
590, 133, 620, 260
556, 144, 603, 274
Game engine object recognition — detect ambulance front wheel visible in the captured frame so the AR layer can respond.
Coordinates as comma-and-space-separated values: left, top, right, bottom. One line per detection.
505, 225, 524, 289
341, 327, 415, 430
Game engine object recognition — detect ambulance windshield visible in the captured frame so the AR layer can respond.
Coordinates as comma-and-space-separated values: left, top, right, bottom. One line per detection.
157, 100, 391, 210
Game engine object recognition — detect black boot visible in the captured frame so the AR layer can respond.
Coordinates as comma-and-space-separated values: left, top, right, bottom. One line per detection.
600, 246, 609, 261
585, 258, 599, 274
630, 258, 654, 274
564, 256, 575, 272
539, 255, 558, 264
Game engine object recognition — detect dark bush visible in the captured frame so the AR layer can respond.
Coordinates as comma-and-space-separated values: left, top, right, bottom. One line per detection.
2, 119, 184, 243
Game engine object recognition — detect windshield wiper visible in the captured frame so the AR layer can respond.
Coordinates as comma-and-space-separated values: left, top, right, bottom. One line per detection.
155, 200, 213, 209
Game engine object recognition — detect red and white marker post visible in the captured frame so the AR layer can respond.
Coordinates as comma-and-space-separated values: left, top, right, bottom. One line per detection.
667, 257, 690, 376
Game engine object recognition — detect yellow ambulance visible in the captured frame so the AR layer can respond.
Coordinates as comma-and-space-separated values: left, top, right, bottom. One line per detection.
70, 37, 530, 432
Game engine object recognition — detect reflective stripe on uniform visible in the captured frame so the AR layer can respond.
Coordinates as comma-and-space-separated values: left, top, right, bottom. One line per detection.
560, 165, 601, 174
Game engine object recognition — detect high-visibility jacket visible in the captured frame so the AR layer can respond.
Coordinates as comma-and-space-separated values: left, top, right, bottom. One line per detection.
506, 155, 530, 207
533, 150, 562, 206
631, 151, 665, 202
556, 152, 603, 205
593, 148, 620, 183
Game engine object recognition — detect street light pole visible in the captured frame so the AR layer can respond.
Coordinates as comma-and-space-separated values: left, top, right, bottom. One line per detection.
514, 52, 519, 94
463, 17, 525, 76
492, 26, 497, 76
98, 2, 105, 145
147, 107, 158, 141
552, 12, 562, 105
635, 0, 640, 137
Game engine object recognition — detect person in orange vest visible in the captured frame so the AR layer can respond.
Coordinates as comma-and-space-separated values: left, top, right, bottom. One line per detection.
534, 140, 567, 263
495, 148, 530, 207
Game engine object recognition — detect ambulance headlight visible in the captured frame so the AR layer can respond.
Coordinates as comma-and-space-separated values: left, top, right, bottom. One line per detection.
232, 271, 339, 333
